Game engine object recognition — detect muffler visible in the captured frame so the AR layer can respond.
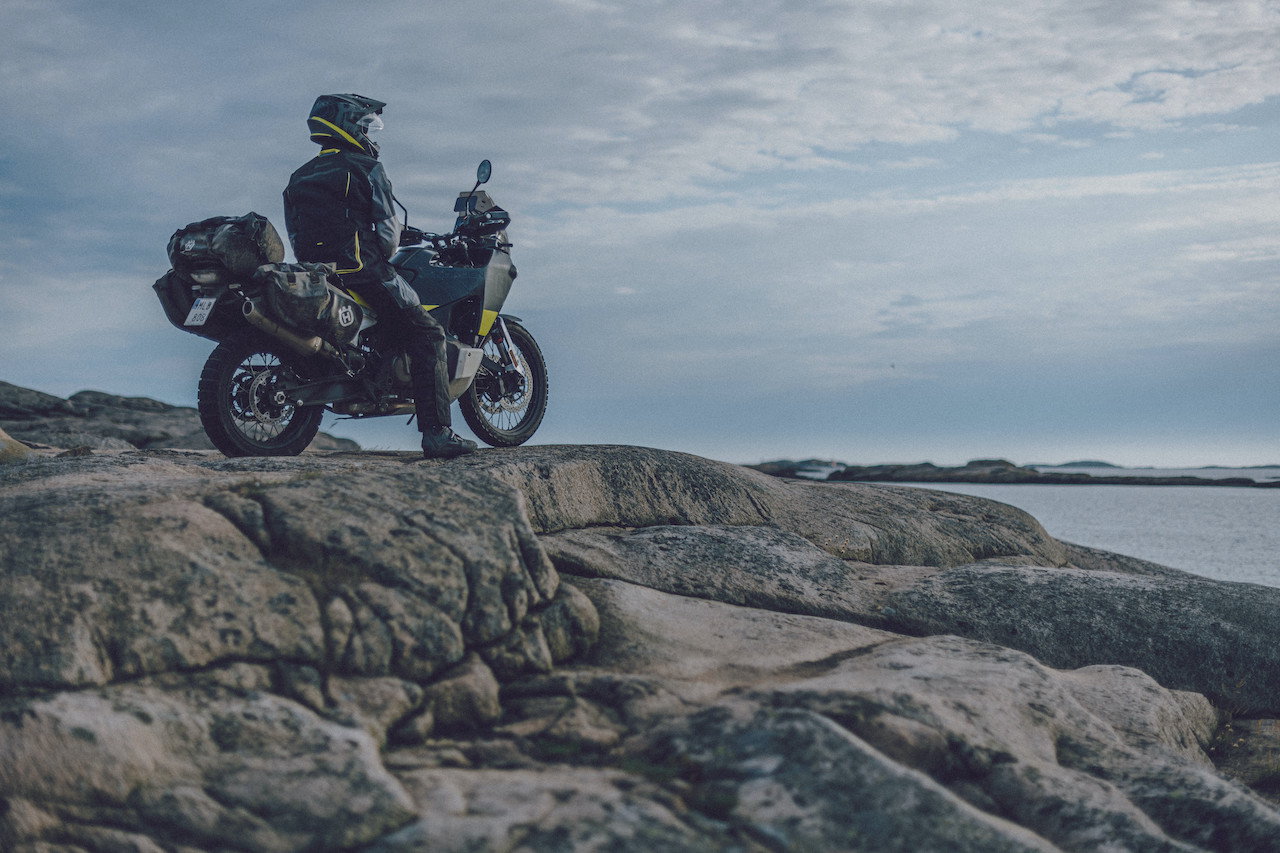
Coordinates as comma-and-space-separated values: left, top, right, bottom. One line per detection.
241, 299, 340, 360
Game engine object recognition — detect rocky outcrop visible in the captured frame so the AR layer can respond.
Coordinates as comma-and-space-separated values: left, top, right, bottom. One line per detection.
0, 380, 357, 452
2, 444, 1277, 851
882, 561, 1280, 714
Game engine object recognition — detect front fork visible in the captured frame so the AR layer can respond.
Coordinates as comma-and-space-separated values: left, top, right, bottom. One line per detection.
484, 317, 526, 398
493, 317, 525, 375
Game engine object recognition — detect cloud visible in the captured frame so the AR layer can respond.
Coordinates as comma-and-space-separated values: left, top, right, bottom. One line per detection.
7, 1, 1279, 210
1, 1, 1277, 462
1180, 236, 1280, 264
879, 157, 944, 170
515, 157, 1280, 396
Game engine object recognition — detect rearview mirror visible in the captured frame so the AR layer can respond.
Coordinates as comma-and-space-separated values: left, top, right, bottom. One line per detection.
476, 159, 492, 184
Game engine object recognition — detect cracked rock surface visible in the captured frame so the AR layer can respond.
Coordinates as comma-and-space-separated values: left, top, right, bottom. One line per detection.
2, 444, 1278, 852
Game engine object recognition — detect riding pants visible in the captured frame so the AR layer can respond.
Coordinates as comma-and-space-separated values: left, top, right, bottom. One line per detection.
344, 267, 452, 430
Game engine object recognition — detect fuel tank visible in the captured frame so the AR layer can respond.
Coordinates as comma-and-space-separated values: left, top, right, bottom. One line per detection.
391, 244, 516, 319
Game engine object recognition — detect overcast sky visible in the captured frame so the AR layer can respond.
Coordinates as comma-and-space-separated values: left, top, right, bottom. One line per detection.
2, 0, 1277, 466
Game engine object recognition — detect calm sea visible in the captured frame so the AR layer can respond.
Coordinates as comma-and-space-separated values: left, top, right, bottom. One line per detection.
895, 481, 1280, 589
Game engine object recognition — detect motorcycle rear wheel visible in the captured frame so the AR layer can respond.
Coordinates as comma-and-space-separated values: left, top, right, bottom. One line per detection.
459, 319, 548, 447
198, 337, 323, 457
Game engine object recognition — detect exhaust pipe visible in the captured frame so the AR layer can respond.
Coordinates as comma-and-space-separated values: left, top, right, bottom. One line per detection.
241, 299, 339, 360
333, 401, 417, 416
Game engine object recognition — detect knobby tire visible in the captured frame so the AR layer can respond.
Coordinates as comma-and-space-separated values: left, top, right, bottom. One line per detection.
197, 337, 323, 457
459, 319, 548, 447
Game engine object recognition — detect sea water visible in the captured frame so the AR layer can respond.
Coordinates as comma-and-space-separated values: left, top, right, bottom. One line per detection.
895, 482, 1280, 588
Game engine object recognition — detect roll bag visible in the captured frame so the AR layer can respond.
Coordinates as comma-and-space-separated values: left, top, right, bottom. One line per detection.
167, 212, 286, 284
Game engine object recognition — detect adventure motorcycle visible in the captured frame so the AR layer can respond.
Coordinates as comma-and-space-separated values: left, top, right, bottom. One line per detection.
154, 160, 547, 456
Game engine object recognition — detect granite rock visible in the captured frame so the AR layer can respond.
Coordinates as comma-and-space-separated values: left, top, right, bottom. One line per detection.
1, 441, 1277, 851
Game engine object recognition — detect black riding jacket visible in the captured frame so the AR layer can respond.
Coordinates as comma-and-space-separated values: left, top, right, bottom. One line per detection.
283, 145, 399, 283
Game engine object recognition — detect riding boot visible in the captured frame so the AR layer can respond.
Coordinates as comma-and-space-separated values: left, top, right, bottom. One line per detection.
421, 426, 477, 458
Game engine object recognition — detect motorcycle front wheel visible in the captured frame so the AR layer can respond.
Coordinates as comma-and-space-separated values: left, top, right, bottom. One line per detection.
197, 337, 323, 457
459, 319, 548, 447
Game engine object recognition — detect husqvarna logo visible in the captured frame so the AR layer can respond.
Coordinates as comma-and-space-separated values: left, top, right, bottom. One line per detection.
338, 304, 356, 327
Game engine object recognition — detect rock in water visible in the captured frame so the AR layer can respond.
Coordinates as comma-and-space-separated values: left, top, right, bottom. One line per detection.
1, 444, 1277, 852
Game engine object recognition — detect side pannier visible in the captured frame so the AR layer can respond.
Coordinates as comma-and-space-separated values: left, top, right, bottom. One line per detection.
152, 269, 241, 341
254, 263, 364, 345
167, 212, 286, 284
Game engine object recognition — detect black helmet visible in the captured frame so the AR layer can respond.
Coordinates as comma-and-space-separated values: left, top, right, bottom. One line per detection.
307, 93, 386, 156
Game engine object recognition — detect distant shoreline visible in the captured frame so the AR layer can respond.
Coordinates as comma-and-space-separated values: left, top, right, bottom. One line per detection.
751, 458, 1280, 488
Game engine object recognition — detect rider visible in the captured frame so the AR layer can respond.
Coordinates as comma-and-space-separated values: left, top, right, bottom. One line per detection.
282, 93, 477, 459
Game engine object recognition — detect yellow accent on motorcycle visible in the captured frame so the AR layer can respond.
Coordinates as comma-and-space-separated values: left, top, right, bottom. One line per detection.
480, 310, 499, 336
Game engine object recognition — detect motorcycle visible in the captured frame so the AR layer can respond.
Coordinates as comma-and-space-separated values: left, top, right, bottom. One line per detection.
154, 160, 547, 456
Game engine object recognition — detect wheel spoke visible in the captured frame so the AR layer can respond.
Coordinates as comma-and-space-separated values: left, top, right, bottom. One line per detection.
475, 337, 531, 432
229, 352, 296, 441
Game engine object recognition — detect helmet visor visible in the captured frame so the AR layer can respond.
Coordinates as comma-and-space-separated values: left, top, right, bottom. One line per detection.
358, 113, 384, 134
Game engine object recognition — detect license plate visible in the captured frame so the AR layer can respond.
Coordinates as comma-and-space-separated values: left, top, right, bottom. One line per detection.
184, 296, 218, 326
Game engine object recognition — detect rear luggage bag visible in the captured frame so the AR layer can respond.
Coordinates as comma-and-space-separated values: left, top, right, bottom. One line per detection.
155, 212, 287, 341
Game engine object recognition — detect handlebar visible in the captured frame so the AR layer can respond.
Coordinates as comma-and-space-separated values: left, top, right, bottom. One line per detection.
399, 226, 433, 247
399, 226, 422, 246
399, 227, 456, 250
397, 201, 511, 261
400, 220, 509, 249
